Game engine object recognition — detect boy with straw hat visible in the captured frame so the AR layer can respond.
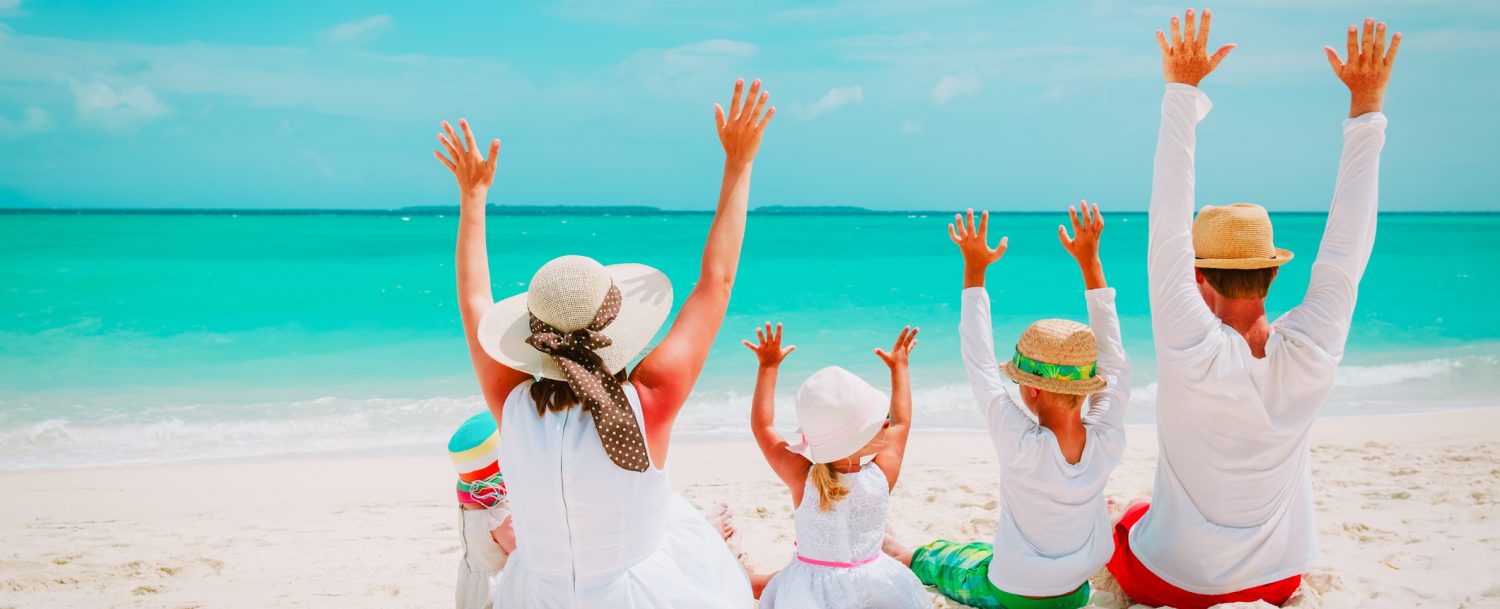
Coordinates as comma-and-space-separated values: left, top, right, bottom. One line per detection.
886, 204, 1131, 609
1106, 9, 1401, 609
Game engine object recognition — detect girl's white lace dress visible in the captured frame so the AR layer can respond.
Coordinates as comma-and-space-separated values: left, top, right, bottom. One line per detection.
759, 461, 931, 609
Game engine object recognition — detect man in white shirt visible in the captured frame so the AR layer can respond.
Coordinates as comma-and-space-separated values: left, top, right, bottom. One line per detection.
1106, 9, 1401, 609
886, 205, 1130, 609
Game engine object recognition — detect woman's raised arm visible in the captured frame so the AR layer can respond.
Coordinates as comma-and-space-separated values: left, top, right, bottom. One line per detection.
436, 119, 531, 427
631, 79, 776, 461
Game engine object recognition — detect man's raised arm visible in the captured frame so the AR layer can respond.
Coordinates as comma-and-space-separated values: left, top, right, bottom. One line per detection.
1147, 8, 1234, 355
1282, 19, 1400, 360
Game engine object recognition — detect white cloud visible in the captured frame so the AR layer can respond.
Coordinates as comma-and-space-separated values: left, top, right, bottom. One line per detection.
300, 148, 336, 178
801, 85, 863, 120
777, 0, 980, 21
69, 78, 169, 130
0, 106, 49, 137
668, 38, 757, 58
613, 39, 757, 92
327, 15, 392, 43
932, 74, 981, 106
901, 120, 922, 135
0, 0, 20, 12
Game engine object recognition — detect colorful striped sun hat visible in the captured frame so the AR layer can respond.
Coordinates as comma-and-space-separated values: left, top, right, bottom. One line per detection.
449, 412, 506, 507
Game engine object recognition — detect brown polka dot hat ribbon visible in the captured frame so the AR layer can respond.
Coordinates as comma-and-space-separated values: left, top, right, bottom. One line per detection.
524, 283, 650, 472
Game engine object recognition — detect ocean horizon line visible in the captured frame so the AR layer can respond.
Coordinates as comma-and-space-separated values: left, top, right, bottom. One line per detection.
1, 205, 1494, 217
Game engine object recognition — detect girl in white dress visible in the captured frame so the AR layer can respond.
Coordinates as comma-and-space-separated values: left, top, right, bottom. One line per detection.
432, 78, 776, 609
742, 323, 932, 609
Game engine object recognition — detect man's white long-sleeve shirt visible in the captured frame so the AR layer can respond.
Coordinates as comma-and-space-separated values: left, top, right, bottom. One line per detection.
960, 287, 1130, 597
1133, 83, 1387, 594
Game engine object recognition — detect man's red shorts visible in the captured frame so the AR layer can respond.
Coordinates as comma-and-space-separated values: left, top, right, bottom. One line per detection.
1106, 502, 1302, 609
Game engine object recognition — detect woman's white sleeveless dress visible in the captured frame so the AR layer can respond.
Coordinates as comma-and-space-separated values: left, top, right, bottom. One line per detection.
493, 381, 752, 608
759, 462, 931, 609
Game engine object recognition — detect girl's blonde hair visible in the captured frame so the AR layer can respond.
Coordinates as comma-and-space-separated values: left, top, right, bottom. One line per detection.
810, 462, 850, 512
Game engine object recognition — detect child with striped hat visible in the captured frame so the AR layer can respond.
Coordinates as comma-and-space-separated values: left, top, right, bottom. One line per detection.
450, 411, 513, 609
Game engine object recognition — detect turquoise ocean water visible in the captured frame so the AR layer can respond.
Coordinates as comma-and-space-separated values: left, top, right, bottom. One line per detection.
2, 211, 1496, 469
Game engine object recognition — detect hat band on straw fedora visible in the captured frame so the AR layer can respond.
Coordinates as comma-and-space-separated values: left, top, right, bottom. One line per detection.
524, 282, 652, 473
1010, 351, 1097, 382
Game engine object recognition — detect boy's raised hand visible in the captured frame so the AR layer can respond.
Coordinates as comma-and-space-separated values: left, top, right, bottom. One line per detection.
1058, 201, 1104, 263
743, 322, 796, 368
875, 326, 919, 370
949, 209, 1007, 288
1058, 201, 1108, 290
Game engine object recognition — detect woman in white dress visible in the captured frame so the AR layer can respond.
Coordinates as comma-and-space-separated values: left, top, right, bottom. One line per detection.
741, 323, 932, 609
432, 78, 775, 608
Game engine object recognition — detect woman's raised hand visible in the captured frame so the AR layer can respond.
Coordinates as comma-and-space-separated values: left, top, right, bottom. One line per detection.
714, 78, 775, 169
743, 322, 796, 368
434, 119, 500, 199
875, 326, 919, 370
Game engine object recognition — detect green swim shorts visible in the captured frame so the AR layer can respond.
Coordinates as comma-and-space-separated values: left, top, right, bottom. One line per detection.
910, 539, 1091, 609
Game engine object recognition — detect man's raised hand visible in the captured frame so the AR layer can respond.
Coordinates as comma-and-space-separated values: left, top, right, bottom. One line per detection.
1325, 18, 1400, 117
714, 78, 775, 170
1157, 8, 1235, 87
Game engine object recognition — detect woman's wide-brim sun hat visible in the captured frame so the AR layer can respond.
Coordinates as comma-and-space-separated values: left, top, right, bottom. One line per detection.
478, 255, 673, 380
1192, 203, 1295, 270
1000, 318, 1107, 396
786, 366, 889, 465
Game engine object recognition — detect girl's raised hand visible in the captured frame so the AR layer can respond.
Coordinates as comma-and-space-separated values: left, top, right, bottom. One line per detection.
434, 119, 500, 199
714, 78, 775, 169
874, 326, 919, 370
743, 322, 796, 368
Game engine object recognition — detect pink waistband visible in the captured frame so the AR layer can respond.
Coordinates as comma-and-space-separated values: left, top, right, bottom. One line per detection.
796, 554, 880, 568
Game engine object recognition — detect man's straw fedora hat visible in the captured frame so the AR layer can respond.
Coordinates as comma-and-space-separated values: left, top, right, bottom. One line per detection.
1000, 319, 1107, 396
478, 255, 673, 380
1192, 203, 1295, 270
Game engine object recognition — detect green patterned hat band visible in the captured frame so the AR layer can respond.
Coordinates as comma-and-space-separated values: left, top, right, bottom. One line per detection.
1010, 350, 1098, 382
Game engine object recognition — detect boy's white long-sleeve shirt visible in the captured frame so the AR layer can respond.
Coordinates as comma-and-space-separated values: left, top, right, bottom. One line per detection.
960, 286, 1130, 597
1132, 84, 1386, 594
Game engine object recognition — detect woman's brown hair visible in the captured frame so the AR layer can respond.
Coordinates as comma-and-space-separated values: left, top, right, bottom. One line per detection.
529, 369, 629, 416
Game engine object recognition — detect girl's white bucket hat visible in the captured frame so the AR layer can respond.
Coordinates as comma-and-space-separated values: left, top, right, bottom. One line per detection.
477, 255, 673, 380
785, 366, 889, 465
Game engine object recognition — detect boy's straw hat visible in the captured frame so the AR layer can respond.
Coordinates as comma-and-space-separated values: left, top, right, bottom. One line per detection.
477, 255, 673, 380
1192, 203, 1295, 269
785, 366, 889, 465
1001, 319, 1107, 396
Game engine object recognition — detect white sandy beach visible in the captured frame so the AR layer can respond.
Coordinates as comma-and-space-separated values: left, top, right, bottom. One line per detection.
2, 408, 1497, 609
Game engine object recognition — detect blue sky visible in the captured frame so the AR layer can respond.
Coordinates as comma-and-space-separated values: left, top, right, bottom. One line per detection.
0, 0, 1494, 210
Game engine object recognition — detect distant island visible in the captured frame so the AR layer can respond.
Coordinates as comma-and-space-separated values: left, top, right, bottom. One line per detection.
406, 204, 906, 216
